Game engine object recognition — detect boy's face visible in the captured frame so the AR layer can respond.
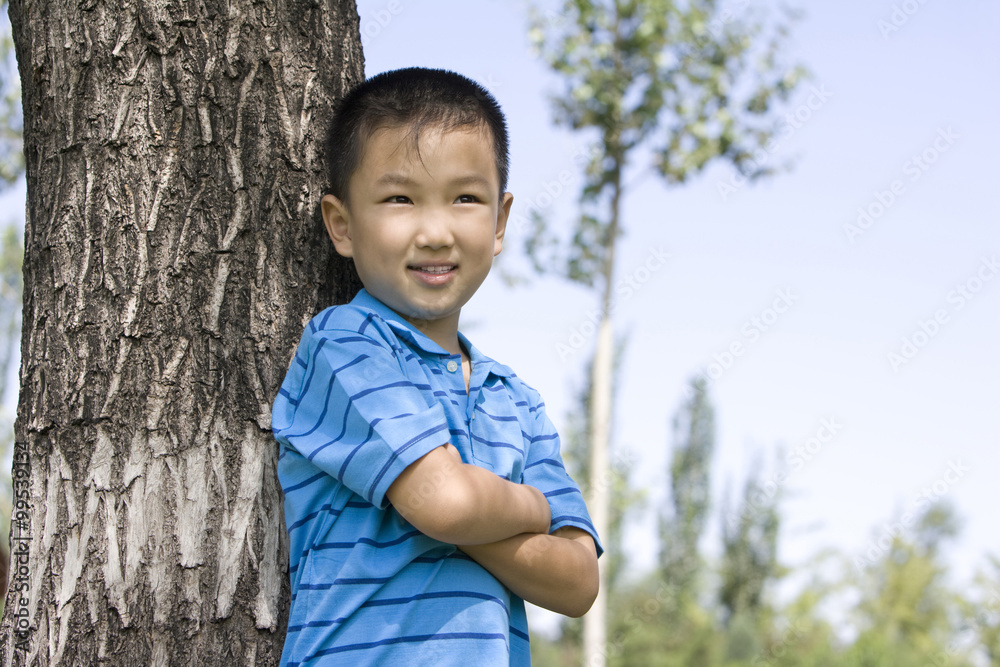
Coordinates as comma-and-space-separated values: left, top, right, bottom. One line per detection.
322, 124, 512, 338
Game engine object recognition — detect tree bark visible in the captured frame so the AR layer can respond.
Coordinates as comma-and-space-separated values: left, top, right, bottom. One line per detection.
0, 0, 363, 663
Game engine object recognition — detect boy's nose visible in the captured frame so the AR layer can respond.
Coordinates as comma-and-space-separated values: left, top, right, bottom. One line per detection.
414, 211, 455, 249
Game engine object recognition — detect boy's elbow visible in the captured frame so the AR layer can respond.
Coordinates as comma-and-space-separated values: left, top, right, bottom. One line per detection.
565, 560, 600, 618
549, 528, 599, 618
550, 582, 598, 618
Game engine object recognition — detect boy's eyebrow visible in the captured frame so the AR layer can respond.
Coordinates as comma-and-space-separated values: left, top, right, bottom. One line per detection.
374, 172, 416, 187
374, 172, 493, 189
448, 174, 492, 189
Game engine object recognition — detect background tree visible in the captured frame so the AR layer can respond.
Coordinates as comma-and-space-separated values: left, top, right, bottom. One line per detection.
718, 462, 782, 661
528, 2, 807, 660
541, 340, 644, 665
563, 340, 642, 592
845, 503, 967, 666
966, 555, 1000, 665
659, 377, 714, 606
0, 0, 362, 663
588, 376, 721, 665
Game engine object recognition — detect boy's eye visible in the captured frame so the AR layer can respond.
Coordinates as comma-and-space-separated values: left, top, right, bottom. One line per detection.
455, 194, 480, 204
386, 195, 412, 204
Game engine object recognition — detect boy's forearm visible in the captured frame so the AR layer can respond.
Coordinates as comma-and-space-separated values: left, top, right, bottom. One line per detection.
459, 527, 599, 618
445, 459, 551, 544
388, 444, 550, 545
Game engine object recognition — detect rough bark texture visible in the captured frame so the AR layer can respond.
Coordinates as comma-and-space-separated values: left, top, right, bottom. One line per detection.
0, 0, 363, 664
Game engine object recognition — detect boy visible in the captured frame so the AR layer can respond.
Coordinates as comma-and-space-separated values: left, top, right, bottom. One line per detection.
272, 67, 601, 666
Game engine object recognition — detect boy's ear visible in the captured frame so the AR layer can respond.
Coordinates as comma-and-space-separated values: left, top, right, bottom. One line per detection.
321, 194, 353, 257
494, 192, 513, 257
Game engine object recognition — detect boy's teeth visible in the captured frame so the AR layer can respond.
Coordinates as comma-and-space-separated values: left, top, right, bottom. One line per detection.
418, 266, 453, 273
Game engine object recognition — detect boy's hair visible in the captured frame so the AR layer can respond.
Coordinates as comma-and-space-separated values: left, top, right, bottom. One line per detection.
324, 67, 510, 203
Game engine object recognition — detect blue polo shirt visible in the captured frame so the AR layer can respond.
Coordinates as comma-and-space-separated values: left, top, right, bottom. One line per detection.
273, 289, 600, 666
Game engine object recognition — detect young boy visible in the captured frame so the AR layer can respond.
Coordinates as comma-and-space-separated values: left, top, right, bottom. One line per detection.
272, 67, 601, 666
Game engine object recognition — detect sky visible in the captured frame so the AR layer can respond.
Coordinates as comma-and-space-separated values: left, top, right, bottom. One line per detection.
352, 0, 1000, 626
2, 0, 997, 634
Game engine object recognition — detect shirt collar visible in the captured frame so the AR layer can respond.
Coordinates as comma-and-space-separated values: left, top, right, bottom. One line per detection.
350, 289, 514, 378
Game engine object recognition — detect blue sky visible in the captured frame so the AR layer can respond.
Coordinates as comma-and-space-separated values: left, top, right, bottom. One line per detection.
354, 0, 1000, 620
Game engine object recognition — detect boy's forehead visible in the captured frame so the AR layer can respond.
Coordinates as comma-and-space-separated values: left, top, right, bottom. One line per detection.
355, 122, 500, 183
363, 121, 494, 155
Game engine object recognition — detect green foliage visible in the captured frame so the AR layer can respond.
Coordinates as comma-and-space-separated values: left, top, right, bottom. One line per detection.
603, 573, 717, 667
847, 503, 968, 665
659, 376, 715, 604
0, 0, 23, 186
527, 0, 808, 287
966, 555, 1000, 665
718, 457, 781, 626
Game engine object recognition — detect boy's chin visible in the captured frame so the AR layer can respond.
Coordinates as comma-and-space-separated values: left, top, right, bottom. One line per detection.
397, 305, 461, 327
374, 294, 459, 326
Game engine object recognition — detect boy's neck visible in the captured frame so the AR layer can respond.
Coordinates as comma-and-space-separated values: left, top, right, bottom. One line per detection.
403, 311, 463, 357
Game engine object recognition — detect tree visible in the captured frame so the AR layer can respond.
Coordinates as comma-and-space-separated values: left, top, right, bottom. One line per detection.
659, 377, 714, 605
966, 555, 1000, 665
0, 0, 363, 663
846, 503, 967, 666
528, 2, 807, 661
546, 340, 644, 664
563, 339, 641, 592
718, 461, 782, 661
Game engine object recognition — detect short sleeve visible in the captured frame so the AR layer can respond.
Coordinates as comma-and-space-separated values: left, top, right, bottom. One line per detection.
273, 329, 449, 509
519, 391, 604, 557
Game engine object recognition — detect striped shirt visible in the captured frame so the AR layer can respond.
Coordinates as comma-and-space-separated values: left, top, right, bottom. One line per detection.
273, 289, 600, 666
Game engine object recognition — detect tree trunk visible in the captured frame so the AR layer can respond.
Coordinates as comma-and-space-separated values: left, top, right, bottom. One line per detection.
582, 151, 622, 667
583, 316, 612, 667
0, 0, 363, 663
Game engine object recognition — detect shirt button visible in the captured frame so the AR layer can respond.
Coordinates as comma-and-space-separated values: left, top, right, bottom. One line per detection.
446, 360, 459, 372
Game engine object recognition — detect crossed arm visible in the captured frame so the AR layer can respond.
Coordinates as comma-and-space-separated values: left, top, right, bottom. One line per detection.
386, 443, 599, 618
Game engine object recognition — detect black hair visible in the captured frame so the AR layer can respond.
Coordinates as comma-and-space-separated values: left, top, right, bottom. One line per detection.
324, 67, 510, 203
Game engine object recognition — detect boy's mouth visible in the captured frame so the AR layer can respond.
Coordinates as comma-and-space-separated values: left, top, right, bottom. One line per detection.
409, 264, 456, 274
408, 263, 458, 285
